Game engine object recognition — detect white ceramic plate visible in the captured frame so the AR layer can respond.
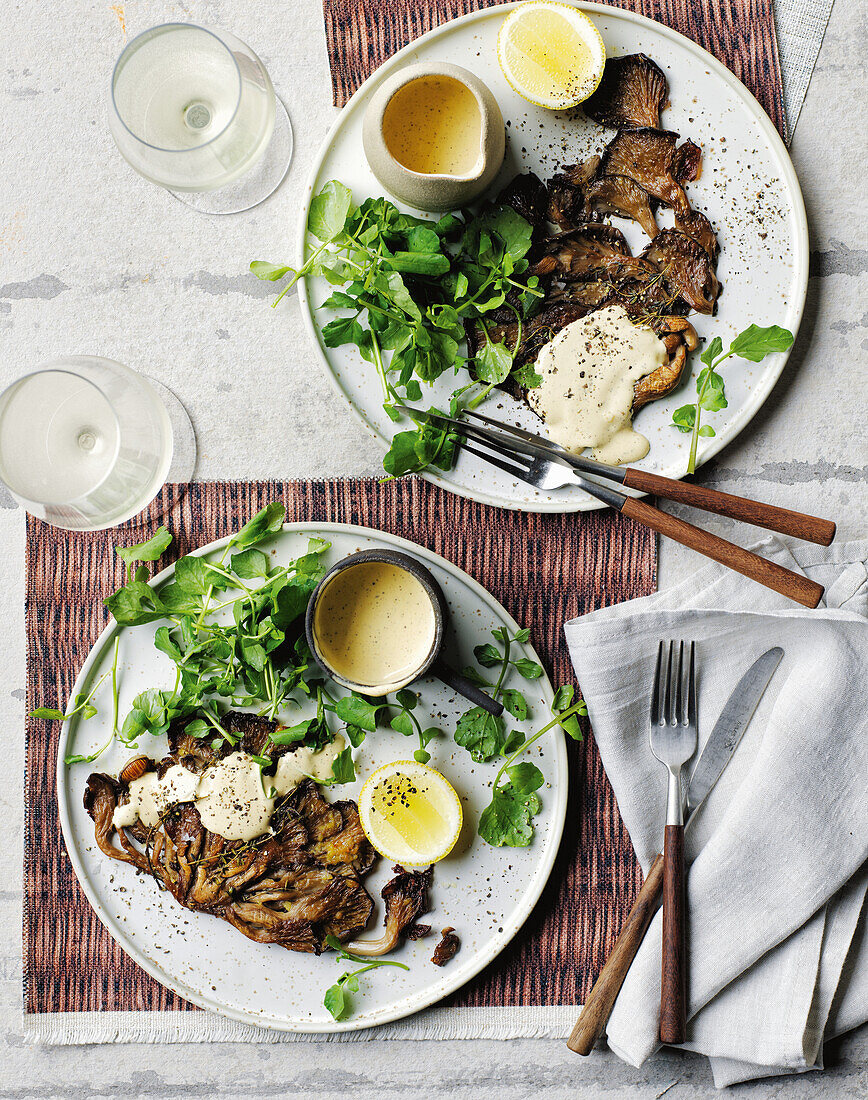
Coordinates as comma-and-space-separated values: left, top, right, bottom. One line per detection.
297, 1, 808, 511
58, 523, 568, 1032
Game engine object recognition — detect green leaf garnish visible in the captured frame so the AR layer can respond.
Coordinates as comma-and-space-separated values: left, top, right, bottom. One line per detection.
673, 324, 793, 473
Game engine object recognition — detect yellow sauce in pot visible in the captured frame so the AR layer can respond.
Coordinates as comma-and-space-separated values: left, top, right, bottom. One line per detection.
313, 561, 437, 692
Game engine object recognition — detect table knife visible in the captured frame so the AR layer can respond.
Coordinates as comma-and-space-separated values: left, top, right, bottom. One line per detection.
567, 646, 784, 1055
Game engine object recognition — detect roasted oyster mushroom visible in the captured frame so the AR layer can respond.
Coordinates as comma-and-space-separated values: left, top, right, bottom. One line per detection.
84, 716, 379, 956
674, 208, 719, 258
531, 224, 649, 283
546, 174, 587, 230
561, 154, 602, 189
432, 927, 460, 967
673, 139, 703, 183
583, 54, 670, 129
583, 174, 659, 239
546, 157, 601, 230
631, 317, 697, 412
497, 172, 549, 228
346, 865, 434, 957
549, 279, 615, 309
632, 344, 687, 413
601, 127, 690, 216
642, 228, 721, 314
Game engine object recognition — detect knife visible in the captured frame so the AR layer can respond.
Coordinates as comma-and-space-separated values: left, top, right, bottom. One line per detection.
567, 646, 784, 1056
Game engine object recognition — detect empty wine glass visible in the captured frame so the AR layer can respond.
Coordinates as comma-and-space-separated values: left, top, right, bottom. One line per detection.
0, 357, 196, 530
109, 23, 293, 214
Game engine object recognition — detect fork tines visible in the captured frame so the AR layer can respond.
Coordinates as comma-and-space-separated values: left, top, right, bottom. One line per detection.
650, 640, 697, 731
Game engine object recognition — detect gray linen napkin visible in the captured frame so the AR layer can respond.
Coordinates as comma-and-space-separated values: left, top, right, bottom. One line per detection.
564, 537, 868, 1087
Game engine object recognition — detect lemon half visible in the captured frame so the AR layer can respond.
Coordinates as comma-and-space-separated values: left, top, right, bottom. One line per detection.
358, 761, 463, 866
497, 2, 606, 110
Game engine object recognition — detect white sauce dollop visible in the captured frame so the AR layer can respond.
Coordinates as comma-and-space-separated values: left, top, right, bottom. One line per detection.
528, 304, 667, 465
111, 736, 346, 843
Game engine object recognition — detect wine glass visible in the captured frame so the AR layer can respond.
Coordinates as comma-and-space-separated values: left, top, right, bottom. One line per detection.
109, 23, 293, 214
0, 357, 196, 531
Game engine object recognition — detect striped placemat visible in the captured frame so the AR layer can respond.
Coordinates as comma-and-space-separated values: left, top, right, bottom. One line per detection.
24, 478, 655, 1035
322, 0, 787, 138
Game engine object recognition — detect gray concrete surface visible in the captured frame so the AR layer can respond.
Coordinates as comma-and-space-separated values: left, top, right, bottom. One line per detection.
0, 0, 865, 1096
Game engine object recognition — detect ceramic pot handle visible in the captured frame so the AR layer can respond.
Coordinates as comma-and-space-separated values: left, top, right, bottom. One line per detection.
432, 660, 503, 716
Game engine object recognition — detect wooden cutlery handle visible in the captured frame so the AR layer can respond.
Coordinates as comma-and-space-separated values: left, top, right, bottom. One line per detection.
660, 824, 686, 1045
622, 469, 836, 546
567, 853, 665, 1055
620, 498, 825, 608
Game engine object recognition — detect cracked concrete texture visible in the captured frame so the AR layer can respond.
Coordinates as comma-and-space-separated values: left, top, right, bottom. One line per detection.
0, 0, 865, 1097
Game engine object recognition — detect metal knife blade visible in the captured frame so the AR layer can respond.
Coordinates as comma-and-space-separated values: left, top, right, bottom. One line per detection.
685, 646, 784, 819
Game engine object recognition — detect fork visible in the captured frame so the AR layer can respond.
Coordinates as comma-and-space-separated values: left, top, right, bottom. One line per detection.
394, 406, 829, 608
649, 639, 697, 1045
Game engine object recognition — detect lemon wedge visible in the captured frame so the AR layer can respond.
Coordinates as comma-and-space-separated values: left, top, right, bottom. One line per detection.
497, 2, 606, 110
358, 761, 463, 866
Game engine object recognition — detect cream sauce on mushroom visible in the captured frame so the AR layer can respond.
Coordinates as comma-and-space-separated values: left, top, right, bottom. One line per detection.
111, 737, 346, 842
527, 304, 667, 464
273, 735, 345, 795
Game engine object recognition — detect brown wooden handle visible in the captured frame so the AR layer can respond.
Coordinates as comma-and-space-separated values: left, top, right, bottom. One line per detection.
620, 498, 825, 608
660, 824, 686, 1044
622, 469, 836, 546
567, 854, 665, 1055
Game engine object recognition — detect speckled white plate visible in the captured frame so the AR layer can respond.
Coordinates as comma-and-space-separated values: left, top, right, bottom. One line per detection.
297, 2, 808, 511
58, 523, 568, 1032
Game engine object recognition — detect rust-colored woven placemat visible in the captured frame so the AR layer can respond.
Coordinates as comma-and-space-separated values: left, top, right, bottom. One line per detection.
322, 0, 786, 138
24, 478, 655, 1018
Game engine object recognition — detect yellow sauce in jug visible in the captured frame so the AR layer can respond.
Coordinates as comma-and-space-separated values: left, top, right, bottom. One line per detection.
382, 75, 482, 176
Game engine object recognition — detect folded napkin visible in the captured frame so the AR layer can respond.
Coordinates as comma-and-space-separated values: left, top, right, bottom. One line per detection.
564, 537, 868, 1087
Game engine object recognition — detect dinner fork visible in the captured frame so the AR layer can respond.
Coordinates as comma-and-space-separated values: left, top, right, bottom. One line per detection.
649, 639, 697, 1045
394, 406, 829, 608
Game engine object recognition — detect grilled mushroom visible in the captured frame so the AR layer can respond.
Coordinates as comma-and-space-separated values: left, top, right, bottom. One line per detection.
85, 723, 380, 956
674, 208, 719, 258
642, 228, 721, 313
601, 128, 690, 216
549, 280, 615, 309
431, 927, 460, 967
546, 174, 587, 230
632, 344, 687, 412
561, 155, 602, 189
546, 157, 601, 231
673, 139, 703, 183
531, 224, 649, 282
345, 865, 434, 957
583, 174, 659, 239
583, 54, 670, 129
497, 172, 549, 228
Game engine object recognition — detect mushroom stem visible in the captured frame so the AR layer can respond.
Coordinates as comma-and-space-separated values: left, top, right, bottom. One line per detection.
344, 932, 400, 957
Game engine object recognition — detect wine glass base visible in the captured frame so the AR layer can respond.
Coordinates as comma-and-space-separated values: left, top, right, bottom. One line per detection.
120, 377, 197, 530
168, 95, 293, 215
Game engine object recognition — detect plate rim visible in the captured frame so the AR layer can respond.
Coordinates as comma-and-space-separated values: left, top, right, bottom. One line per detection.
295, 0, 809, 513
56, 520, 569, 1033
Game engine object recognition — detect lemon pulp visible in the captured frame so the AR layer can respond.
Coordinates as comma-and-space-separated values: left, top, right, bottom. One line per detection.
370, 773, 450, 850
497, 3, 605, 110
504, 11, 594, 100
359, 761, 462, 865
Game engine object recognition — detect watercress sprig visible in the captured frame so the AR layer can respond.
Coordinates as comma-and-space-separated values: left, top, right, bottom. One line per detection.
322, 934, 410, 1021
251, 181, 543, 478
454, 627, 542, 763
478, 686, 587, 848
389, 688, 442, 764
672, 324, 794, 473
